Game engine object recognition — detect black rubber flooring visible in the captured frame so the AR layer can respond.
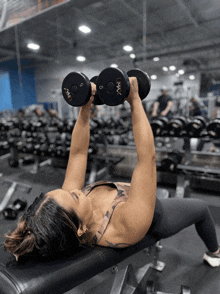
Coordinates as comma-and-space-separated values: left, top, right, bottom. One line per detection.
0, 157, 220, 294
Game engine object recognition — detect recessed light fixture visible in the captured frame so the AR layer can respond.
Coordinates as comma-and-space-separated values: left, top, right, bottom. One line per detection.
189, 75, 195, 80
178, 69, 185, 75
153, 57, 160, 62
76, 56, 86, 62
78, 25, 91, 34
27, 42, 40, 51
162, 67, 168, 72
110, 63, 118, 68
169, 65, 176, 71
151, 75, 157, 80
130, 53, 136, 59
123, 45, 133, 52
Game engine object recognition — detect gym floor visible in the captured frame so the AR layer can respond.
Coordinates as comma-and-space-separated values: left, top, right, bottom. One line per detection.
0, 158, 220, 294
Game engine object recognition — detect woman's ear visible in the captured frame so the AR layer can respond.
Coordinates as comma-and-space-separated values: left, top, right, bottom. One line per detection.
77, 223, 88, 237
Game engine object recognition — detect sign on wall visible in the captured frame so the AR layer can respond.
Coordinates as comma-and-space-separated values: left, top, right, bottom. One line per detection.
0, 0, 70, 32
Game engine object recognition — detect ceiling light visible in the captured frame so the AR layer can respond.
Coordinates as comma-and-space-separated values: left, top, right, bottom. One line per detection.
169, 65, 176, 71
162, 67, 168, 72
123, 45, 133, 52
78, 25, 91, 34
178, 69, 185, 75
27, 43, 40, 51
189, 75, 195, 80
110, 63, 118, 68
153, 57, 160, 62
130, 53, 136, 59
151, 75, 157, 80
76, 56, 86, 62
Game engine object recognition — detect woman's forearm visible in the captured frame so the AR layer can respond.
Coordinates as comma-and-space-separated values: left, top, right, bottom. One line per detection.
130, 97, 155, 161
69, 104, 91, 155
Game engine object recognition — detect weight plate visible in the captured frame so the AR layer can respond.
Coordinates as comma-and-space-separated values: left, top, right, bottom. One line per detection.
96, 67, 130, 106
62, 72, 91, 106
127, 69, 151, 99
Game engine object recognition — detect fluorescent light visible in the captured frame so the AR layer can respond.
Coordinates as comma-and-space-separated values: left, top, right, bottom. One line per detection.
151, 75, 157, 80
162, 67, 168, 72
189, 75, 195, 80
110, 63, 118, 68
78, 25, 91, 34
27, 43, 40, 51
76, 56, 86, 62
178, 69, 185, 75
153, 57, 160, 62
123, 45, 133, 52
130, 53, 136, 59
169, 65, 176, 71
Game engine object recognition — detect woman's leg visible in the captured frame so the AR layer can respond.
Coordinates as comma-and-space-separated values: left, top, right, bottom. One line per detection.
152, 198, 219, 253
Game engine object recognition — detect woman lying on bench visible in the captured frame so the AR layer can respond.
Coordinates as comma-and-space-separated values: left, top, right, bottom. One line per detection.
4, 78, 220, 267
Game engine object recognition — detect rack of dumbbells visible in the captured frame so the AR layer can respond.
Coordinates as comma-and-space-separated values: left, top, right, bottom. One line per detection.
151, 115, 220, 195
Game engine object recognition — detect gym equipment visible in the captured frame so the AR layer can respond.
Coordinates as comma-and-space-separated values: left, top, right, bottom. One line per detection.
0, 179, 31, 213
62, 72, 103, 107
187, 116, 207, 137
207, 118, 220, 138
3, 199, 27, 220
160, 152, 183, 173
0, 190, 169, 294
96, 67, 151, 106
151, 117, 169, 137
168, 116, 188, 137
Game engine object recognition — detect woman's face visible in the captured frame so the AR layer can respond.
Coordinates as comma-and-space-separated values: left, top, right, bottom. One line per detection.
46, 189, 93, 222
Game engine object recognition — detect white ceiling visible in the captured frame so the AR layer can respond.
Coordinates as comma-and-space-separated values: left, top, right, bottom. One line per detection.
0, 0, 220, 80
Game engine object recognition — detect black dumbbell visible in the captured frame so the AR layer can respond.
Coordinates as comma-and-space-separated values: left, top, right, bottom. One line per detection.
160, 151, 183, 173
168, 116, 188, 137
207, 118, 220, 138
3, 199, 27, 220
150, 117, 169, 136
62, 72, 103, 107
96, 67, 151, 106
187, 116, 207, 137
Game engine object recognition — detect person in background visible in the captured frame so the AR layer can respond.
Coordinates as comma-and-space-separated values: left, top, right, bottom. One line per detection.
152, 86, 173, 118
189, 96, 202, 117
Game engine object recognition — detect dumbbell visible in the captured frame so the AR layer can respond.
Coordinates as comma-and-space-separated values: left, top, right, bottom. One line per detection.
160, 152, 183, 173
168, 116, 188, 137
62, 72, 103, 106
3, 199, 27, 220
150, 117, 169, 136
207, 118, 220, 138
186, 116, 207, 137
96, 67, 151, 106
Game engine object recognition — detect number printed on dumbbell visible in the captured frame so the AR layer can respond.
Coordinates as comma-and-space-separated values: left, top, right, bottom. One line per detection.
116, 78, 122, 96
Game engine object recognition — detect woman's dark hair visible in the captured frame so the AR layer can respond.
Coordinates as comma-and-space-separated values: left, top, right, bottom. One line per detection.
4, 193, 94, 260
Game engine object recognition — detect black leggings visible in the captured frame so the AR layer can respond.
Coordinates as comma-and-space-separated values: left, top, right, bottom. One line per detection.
151, 198, 219, 253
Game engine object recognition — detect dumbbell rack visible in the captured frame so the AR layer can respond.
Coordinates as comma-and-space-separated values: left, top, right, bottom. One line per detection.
156, 136, 220, 195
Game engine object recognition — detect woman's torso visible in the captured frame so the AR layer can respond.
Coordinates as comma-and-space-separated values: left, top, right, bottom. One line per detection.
82, 181, 162, 247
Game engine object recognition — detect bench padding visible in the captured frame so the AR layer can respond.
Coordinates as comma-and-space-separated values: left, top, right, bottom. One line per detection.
0, 234, 157, 294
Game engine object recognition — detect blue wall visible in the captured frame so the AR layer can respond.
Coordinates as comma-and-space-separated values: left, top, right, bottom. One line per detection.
0, 59, 37, 111
0, 71, 13, 111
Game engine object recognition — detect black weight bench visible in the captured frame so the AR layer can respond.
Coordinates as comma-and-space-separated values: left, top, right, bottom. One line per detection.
0, 189, 169, 294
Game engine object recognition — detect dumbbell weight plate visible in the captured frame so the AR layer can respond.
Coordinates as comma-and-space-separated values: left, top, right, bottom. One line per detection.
90, 76, 104, 105
62, 72, 91, 106
127, 69, 151, 100
207, 118, 220, 138
96, 67, 130, 106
